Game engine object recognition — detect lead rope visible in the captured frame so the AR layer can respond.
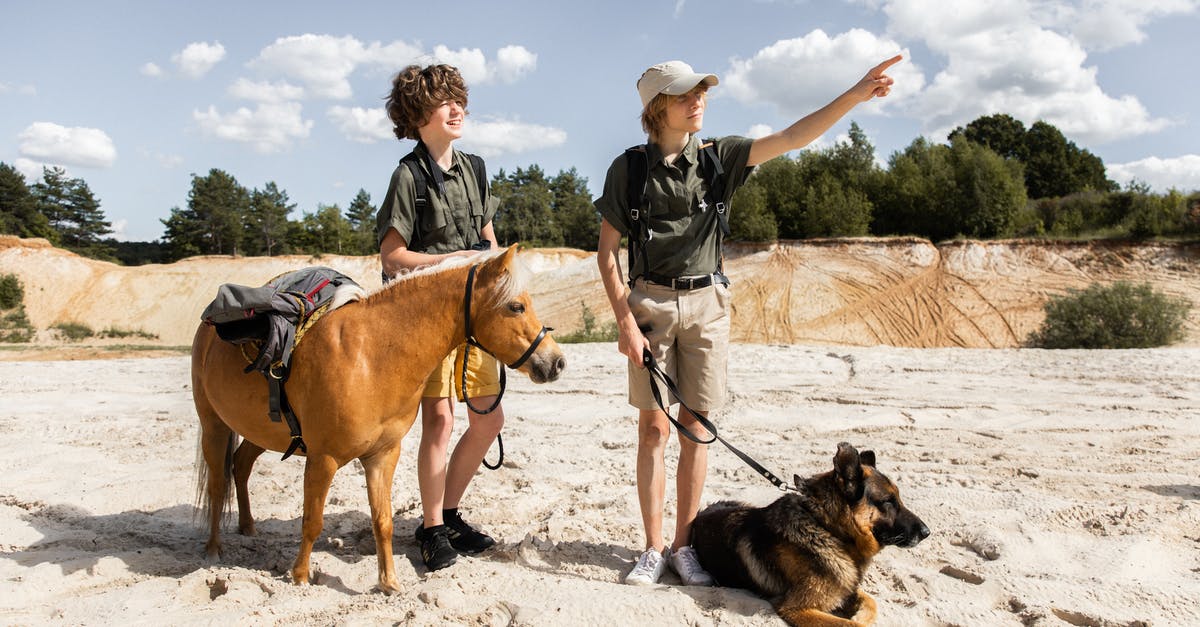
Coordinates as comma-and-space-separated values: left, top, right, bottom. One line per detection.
641, 348, 797, 492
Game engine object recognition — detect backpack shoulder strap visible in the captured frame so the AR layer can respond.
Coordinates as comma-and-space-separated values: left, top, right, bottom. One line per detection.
400, 152, 429, 209
698, 141, 730, 237
623, 145, 650, 287
466, 153, 487, 201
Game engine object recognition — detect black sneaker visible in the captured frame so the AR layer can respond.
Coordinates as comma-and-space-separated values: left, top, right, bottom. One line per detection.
416, 511, 496, 554
418, 524, 457, 571
443, 510, 496, 554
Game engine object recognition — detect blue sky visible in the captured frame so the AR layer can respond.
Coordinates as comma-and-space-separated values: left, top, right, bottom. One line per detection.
2, 0, 1198, 242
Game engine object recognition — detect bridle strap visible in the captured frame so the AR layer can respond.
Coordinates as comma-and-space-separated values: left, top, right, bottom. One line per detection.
642, 348, 797, 493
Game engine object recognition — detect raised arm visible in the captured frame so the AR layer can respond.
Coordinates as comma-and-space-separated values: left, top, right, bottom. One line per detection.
747, 55, 902, 167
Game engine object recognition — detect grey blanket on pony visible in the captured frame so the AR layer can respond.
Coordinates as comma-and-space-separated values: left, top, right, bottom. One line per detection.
201, 266, 361, 374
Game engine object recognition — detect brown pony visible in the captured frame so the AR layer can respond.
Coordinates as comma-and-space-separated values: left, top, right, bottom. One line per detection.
191, 245, 564, 593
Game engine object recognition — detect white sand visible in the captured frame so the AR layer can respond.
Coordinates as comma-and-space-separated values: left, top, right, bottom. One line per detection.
1, 343, 1197, 625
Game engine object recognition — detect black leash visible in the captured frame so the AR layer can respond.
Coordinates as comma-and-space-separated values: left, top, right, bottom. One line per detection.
641, 348, 796, 493
459, 263, 553, 470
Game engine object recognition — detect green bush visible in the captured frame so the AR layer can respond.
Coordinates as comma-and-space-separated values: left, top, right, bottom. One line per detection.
52, 322, 95, 341
0, 274, 22, 310
0, 307, 35, 342
556, 301, 618, 344
1028, 282, 1191, 349
98, 327, 159, 340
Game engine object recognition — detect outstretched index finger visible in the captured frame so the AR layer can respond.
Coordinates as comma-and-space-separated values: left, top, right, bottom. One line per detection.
872, 54, 903, 76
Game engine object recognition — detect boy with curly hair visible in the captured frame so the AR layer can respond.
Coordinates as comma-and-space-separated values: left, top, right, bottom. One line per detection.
377, 63, 502, 572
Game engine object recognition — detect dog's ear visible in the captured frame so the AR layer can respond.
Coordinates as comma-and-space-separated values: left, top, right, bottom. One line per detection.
793, 473, 803, 489
860, 450, 876, 468
834, 442, 866, 502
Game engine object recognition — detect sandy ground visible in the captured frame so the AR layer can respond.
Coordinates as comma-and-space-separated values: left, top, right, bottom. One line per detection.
1, 342, 1197, 626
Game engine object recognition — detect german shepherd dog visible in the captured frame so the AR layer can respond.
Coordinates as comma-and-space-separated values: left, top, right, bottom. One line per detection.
690, 443, 929, 626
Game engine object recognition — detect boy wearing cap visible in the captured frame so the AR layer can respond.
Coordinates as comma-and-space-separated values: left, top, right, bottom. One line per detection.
378, 63, 502, 572
595, 55, 902, 586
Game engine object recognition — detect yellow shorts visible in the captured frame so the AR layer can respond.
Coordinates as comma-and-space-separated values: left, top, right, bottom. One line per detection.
423, 343, 502, 400
627, 278, 732, 412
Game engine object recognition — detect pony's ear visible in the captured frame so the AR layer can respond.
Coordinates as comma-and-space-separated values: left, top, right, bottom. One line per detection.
479, 243, 519, 282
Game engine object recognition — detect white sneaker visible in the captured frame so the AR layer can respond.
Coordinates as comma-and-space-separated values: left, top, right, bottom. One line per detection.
625, 547, 669, 585
669, 546, 714, 586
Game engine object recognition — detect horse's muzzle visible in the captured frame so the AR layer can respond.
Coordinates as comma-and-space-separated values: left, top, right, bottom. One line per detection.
526, 347, 566, 384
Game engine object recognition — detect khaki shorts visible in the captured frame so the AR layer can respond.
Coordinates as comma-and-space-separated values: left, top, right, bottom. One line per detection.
423, 343, 502, 400
627, 278, 731, 412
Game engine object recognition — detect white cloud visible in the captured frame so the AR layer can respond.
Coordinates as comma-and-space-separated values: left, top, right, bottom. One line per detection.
250, 34, 379, 99
248, 35, 537, 99
0, 81, 37, 96
17, 122, 118, 168
459, 117, 567, 157
723, 29, 920, 118
227, 78, 305, 102
493, 46, 538, 84
172, 41, 226, 79
1107, 155, 1200, 192
872, 0, 1173, 144
140, 62, 163, 78
13, 158, 51, 180
1044, 0, 1199, 51
193, 102, 313, 153
327, 105, 392, 143
746, 124, 774, 139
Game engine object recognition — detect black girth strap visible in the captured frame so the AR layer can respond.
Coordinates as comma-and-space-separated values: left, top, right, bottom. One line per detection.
267, 368, 307, 460
641, 348, 796, 493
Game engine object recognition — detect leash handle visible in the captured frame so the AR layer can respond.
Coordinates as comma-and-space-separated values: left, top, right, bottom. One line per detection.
641, 348, 796, 492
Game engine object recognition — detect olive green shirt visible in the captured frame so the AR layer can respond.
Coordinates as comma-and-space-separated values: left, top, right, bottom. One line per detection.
595, 135, 754, 279
376, 142, 498, 254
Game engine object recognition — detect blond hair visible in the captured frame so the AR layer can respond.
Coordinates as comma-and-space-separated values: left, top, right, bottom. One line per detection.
640, 85, 708, 137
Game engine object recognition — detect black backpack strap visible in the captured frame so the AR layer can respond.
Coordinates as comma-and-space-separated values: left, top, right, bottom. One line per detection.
698, 141, 731, 278
698, 142, 729, 237
466, 153, 487, 201
399, 152, 429, 251
624, 145, 651, 288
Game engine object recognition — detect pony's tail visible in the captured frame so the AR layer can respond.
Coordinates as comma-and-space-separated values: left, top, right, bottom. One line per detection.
193, 427, 238, 529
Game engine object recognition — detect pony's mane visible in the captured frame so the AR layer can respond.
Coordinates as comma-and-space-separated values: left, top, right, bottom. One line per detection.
363, 248, 531, 306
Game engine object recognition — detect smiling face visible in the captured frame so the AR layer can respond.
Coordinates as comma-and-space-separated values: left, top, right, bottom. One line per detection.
417, 99, 465, 146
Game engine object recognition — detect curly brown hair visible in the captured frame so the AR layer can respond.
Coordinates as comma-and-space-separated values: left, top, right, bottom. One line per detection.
385, 64, 469, 141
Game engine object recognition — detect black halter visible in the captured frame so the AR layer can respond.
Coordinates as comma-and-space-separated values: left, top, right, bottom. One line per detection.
460, 263, 552, 468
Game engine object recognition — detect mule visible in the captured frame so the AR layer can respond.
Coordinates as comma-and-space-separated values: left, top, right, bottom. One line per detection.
191, 245, 565, 593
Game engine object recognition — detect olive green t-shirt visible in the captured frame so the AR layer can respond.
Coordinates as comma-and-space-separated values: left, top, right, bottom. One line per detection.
594, 135, 754, 279
376, 142, 498, 254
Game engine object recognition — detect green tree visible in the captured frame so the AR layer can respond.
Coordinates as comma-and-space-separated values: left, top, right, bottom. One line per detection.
493, 165, 559, 246
161, 169, 249, 258
31, 166, 112, 252
549, 168, 598, 250
299, 203, 351, 254
802, 172, 871, 237
729, 183, 777, 242
344, 188, 377, 255
874, 137, 957, 238
745, 157, 804, 238
245, 181, 294, 256
949, 113, 1028, 161
947, 138, 1026, 238
0, 163, 53, 240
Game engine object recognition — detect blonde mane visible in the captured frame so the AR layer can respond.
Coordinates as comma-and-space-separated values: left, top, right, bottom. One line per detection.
364, 248, 531, 307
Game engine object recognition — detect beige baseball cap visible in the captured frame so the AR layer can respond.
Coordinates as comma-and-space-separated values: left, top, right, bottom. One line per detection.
636, 61, 718, 109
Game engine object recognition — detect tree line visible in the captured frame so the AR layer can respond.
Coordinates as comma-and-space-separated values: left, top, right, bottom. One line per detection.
2, 113, 1197, 266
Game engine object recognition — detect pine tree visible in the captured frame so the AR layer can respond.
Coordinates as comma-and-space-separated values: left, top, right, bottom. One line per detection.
246, 182, 294, 256
344, 189, 377, 255
0, 162, 53, 240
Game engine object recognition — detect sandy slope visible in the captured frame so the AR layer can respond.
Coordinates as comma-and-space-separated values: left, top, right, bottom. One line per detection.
2, 235, 1197, 348
0, 344, 1197, 625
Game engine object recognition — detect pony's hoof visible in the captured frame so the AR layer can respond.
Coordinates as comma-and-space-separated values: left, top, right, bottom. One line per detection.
238, 523, 257, 537
203, 543, 222, 561
376, 578, 401, 595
